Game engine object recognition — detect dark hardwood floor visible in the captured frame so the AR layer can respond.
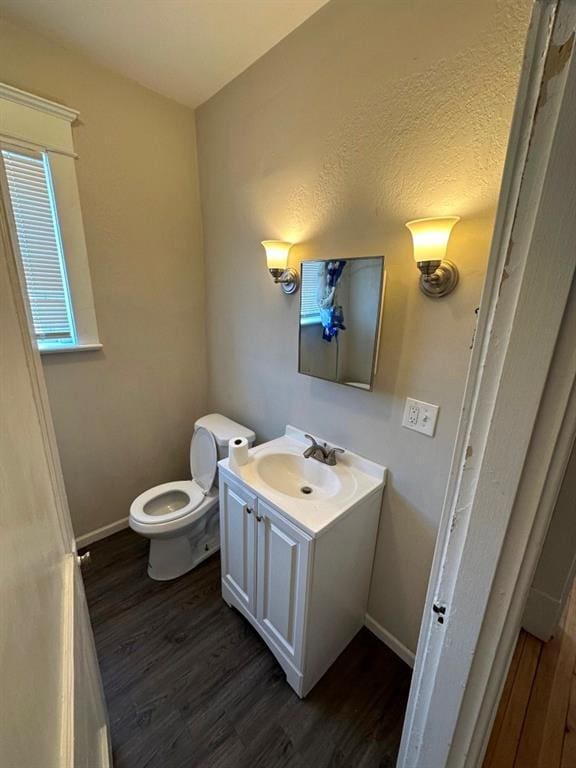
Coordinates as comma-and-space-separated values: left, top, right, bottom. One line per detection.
82, 528, 412, 768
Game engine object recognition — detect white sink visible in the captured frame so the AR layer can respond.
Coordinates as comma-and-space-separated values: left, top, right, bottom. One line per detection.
253, 451, 357, 500
220, 426, 386, 537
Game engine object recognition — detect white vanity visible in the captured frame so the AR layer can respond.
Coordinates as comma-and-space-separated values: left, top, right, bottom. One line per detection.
218, 426, 386, 697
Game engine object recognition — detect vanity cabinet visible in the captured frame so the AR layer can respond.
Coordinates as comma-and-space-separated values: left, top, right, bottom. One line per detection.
219, 467, 382, 698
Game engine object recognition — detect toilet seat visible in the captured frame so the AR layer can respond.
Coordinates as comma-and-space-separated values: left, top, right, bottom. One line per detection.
130, 480, 206, 527
129, 483, 218, 537
129, 427, 219, 533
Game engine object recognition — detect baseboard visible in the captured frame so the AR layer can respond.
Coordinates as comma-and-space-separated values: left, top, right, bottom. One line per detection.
521, 585, 563, 642
365, 613, 416, 668
76, 517, 129, 549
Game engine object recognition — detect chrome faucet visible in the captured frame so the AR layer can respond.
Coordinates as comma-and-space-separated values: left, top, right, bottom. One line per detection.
303, 434, 345, 466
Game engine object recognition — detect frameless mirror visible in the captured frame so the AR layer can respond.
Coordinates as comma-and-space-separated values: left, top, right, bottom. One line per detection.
298, 256, 384, 390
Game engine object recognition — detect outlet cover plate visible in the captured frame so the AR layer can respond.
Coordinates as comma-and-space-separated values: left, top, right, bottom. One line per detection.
402, 397, 439, 437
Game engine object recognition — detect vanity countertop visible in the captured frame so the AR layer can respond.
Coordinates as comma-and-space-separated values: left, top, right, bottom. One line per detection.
218, 426, 386, 537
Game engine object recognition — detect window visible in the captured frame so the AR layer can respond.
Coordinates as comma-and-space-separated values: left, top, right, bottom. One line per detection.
3, 148, 76, 349
300, 261, 323, 325
0, 83, 100, 353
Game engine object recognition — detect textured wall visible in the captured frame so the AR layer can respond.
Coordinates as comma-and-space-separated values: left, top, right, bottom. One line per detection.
0, 19, 207, 538
196, 0, 531, 653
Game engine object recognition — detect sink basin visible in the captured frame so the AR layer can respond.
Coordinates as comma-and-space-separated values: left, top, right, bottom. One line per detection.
253, 451, 356, 500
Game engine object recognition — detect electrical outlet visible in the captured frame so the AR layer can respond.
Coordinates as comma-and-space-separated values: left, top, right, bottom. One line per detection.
402, 397, 439, 437
407, 403, 419, 426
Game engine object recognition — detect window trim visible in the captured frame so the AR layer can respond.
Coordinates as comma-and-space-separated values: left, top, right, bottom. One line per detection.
0, 83, 101, 354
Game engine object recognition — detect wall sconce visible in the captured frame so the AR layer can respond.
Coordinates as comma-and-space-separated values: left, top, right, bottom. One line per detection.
405, 217, 460, 298
261, 240, 300, 294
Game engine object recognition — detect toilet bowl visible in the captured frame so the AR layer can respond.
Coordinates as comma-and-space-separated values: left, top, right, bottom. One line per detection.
129, 414, 255, 580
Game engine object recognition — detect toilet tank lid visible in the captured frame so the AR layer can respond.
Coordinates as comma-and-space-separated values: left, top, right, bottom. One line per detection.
194, 413, 255, 447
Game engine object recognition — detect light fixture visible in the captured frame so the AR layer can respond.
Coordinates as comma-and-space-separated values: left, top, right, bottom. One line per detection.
405, 216, 460, 298
261, 240, 300, 295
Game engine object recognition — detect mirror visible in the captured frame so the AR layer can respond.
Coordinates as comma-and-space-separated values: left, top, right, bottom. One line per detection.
298, 256, 384, 390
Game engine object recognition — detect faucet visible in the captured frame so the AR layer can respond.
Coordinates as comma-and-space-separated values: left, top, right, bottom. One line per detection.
303, 434, 345, 466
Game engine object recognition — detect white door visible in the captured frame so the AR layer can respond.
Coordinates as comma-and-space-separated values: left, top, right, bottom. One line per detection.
0, 189, 110, 767
219, 477, 258, 614
256, 499, 310, 666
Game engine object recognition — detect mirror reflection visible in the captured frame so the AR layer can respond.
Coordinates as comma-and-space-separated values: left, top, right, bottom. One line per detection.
298, 257, 384, 390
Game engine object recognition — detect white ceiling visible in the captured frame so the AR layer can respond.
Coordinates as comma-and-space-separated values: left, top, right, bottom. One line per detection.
0, 0, 329, 107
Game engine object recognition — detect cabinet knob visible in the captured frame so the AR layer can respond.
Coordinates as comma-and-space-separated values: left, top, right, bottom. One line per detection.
246, 507, 253, 514
256, 514, 264, 522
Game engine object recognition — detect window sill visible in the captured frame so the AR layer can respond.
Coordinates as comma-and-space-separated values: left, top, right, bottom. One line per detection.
39, 343, 103, 355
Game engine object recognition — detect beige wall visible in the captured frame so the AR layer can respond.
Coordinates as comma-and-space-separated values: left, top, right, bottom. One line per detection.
0, 19, 207, 538
196, 0, 531, 653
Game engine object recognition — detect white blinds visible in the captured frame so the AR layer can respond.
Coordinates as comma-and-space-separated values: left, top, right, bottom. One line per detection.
300, 261, 322, 323
2, 148, 76, 347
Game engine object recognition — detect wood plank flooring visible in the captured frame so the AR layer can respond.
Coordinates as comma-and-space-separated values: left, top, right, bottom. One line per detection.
483, 579, 576, 768
81, 529, 412, 768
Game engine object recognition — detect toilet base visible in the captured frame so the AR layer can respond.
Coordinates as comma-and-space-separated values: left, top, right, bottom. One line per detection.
147, 535, 220, 581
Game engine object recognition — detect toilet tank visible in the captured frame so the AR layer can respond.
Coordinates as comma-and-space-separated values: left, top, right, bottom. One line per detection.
194, 413, 255, 460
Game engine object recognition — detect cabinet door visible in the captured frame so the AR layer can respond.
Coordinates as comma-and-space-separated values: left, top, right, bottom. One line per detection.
256, 499, 311, 666
219, 477, 257, 615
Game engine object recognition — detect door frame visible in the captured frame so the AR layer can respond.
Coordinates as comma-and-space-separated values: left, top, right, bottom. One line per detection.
398, 1, 576, 766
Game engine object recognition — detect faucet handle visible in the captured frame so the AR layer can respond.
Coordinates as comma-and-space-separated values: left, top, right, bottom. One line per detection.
325, 446, 345, 465
304, 433, 319, 446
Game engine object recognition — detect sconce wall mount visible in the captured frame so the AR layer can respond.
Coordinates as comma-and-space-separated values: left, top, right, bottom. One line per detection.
415, 257, 459, 298
261, 240, 300, 295
268, 265, 300, 294
406, 217, 460, 298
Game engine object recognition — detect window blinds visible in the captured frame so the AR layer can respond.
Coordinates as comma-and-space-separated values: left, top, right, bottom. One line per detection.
300, 261, 323, 324
2, 148, 76, 347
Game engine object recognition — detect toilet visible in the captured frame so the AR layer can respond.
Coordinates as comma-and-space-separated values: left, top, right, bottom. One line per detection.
129, 413, 255, 581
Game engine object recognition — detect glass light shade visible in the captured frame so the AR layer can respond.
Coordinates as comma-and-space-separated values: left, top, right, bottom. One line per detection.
261, 240, 292, 270
405, 217, 460, 263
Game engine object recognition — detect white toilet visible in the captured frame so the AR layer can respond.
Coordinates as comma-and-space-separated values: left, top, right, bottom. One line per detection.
129, 413, 255, 581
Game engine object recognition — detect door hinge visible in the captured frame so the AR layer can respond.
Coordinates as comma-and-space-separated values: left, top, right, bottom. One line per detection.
432, 603, 446, 624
